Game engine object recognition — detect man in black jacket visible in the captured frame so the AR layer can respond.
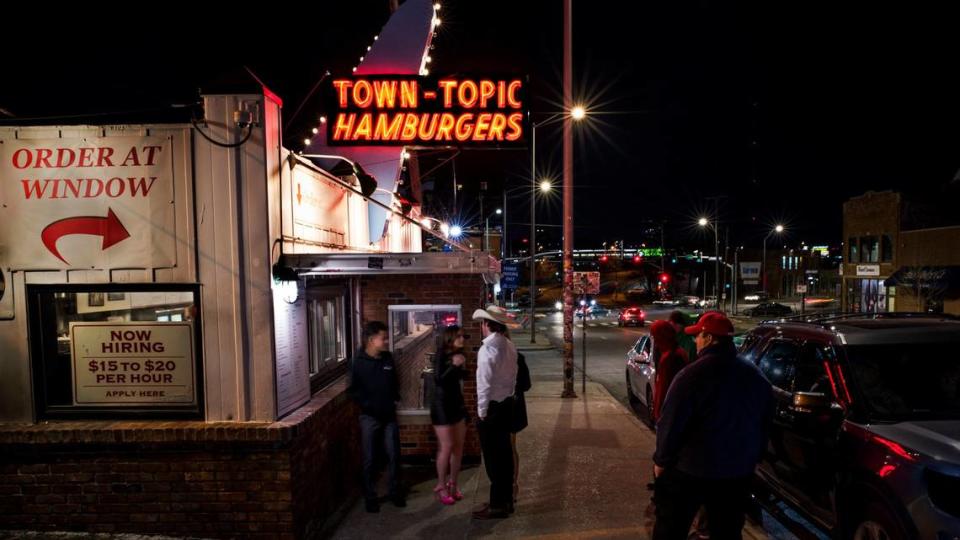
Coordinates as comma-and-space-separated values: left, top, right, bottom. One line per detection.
653, 312, 773, 540
348, 321, 405, 513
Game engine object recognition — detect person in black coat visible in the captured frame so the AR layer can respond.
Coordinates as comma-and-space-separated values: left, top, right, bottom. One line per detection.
348, 321, 405, 513
430, 325, 469, 504
652, 312, 774, 539
511, 350, 531, 504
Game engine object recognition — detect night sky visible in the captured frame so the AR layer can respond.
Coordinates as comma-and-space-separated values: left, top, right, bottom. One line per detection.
3, 1, 959, 253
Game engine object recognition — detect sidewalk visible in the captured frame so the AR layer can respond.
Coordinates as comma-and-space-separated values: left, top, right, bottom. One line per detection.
330, 349, 770, 539
510, 327, 556, 352
331, 349, 654, 539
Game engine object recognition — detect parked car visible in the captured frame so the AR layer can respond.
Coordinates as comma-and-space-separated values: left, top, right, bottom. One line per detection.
739, 313, 960, 539
744, 302, 793, 317
589, 303, 612, 317
625, 334, 656, 424
576, 300, 611, 318
618, 306, 646, 327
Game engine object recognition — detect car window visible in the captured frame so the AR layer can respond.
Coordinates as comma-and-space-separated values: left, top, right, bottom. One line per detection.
795, 343, 836, 398
633, 337, 646, 354
758, 341, 800, 390
739, 333, 763, 363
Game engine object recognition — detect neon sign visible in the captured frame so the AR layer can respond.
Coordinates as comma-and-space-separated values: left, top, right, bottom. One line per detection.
327, 76, 527, 146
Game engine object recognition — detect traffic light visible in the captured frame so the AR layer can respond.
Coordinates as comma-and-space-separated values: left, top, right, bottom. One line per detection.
600, 255, 609, 262
659, 273, 669, 283
632, 255, 641, 264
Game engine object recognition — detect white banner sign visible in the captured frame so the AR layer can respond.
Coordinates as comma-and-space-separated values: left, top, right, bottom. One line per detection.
70, 322, 196, 405
856, 265, 880, 277
0, 137, 176, 269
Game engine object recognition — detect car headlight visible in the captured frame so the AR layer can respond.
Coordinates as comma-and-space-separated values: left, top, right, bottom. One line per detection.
554, 301, 563, 311
926, 469, 960, 518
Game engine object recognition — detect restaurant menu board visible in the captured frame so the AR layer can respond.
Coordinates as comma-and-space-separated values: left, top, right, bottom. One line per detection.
274, 283, 310, 417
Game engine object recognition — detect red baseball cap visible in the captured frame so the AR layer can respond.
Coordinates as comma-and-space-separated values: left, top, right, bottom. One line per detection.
684, 311, 735, 337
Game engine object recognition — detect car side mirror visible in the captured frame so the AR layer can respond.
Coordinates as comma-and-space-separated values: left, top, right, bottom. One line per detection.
791, 391, 833, 413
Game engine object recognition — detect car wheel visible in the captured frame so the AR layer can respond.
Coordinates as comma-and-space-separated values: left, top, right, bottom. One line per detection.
850, 501, 909, 540
626, 370, 640, 406
618, 321, 624, 327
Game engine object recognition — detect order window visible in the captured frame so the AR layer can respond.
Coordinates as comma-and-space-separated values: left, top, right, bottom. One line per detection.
27, 284, 203, 420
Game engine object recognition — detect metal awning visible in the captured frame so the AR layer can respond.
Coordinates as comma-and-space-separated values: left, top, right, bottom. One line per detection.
885, 266, 960, 295
280, 251, 500, 282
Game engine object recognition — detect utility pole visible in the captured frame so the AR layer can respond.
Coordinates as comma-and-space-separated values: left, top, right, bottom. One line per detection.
452, 157, 458, 213
561, 0, 577, 398
733, 248, 739, 314
503, 183, 508, 260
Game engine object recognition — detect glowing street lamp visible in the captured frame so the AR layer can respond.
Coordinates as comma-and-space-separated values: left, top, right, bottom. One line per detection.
530, 107, 586, 346
762, 224, 785, 294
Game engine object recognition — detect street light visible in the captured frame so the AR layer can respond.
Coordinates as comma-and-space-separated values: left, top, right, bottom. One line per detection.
762, 224, 785, 297
698, 217, 720, 302
529, 109, 586, 344
484, 208, 502, 252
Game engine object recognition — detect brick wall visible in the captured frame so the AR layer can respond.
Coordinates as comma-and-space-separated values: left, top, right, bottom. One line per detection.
0, 380, 360, 539
360, 273, 485, 460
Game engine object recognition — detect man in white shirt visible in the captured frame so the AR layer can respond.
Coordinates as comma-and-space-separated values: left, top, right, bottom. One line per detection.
471, 306, 519, 519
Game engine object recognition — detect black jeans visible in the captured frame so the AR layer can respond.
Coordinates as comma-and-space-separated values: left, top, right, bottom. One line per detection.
359, 414, 401, 502
477, 398, 515, 509
652, 468, 752, 540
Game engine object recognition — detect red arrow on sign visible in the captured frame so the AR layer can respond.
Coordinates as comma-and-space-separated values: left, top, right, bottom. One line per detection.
40, 208, 131, 264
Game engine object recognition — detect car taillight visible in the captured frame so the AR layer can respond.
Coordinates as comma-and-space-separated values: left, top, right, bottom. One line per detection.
871, 435, 918, 462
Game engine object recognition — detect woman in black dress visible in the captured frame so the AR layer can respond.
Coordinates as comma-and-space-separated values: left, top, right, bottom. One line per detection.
431, 325, 468, 505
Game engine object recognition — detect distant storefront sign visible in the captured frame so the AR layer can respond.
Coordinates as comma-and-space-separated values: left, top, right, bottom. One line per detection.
328, 76, 527, 146
856, 264, 881, 277
501, 262, 520, 290
70, 322, 196, 406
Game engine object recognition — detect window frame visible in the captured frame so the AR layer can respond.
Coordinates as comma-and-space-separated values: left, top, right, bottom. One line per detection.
881, 235, 894, 263
848, 237, 859, 264
27, 283, 205, 421
304, 282, 351, 393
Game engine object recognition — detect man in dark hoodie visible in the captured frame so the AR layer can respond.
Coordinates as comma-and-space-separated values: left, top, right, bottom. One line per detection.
653, 312, 773, 540
348, 321, 405, 513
